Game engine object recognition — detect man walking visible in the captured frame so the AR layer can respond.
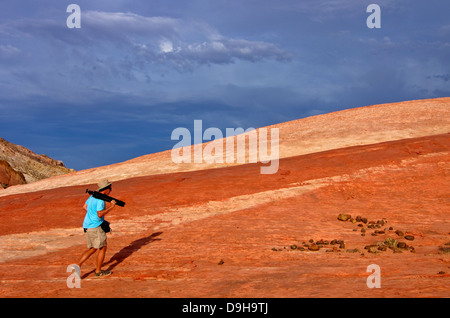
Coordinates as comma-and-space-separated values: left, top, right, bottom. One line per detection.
77, 179, 116, 278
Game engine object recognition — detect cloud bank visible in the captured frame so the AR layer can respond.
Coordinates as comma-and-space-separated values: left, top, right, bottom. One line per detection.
2, 10, 290, 68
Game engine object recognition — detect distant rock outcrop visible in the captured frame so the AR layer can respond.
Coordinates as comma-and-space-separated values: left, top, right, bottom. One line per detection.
0, 137, 75, 186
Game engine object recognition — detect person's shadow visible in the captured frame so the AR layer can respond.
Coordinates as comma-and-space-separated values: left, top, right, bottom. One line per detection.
104, 231, 163, 272
81, 231, 162, 278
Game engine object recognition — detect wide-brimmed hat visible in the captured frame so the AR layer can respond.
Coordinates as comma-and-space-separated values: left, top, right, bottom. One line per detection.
97, 179, 112, 191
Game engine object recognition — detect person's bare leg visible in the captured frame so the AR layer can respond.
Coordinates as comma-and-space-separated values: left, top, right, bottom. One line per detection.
96, 246, 107, 274
78, 248, 97, 268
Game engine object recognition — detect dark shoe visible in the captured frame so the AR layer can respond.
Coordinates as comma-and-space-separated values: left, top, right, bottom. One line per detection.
95, 270, 112, 278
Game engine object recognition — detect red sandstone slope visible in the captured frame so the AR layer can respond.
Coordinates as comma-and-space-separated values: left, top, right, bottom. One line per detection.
0, 97, 448, 197
0, 98, 448, 298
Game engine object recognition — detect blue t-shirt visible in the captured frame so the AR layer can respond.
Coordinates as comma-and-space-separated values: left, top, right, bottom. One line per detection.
83, 196, 105, 228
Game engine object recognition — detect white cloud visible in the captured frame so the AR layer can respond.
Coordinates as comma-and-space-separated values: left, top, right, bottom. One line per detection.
165, 37, 290, 66
159, 39, 174, 53
0, 10, 292, 104
439, 25, 450, 36
2, 10, 290, 72
0, 44, 21, 58
83, 11, 291, 67
83, 11, 180, 37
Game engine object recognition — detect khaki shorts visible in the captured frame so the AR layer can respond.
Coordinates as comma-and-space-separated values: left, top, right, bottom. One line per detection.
84, 226, 107, 249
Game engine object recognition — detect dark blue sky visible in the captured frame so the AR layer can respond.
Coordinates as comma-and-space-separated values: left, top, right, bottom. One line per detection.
1, 0, 449, 170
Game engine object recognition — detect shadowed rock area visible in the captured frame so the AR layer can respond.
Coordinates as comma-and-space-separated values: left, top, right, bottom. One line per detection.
0, 160, 26, 189
0, 98, 448, 298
